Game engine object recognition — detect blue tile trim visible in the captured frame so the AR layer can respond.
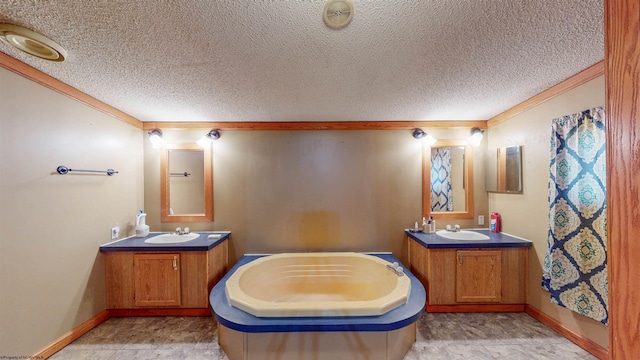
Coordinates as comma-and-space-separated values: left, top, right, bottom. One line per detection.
209, 253, 426, 333
99, 232, 230, 252
406, 229, 532, 249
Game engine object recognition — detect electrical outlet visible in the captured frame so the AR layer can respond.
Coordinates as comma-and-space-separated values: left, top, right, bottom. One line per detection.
111, 225, 120, 239
478, 215, 485, 226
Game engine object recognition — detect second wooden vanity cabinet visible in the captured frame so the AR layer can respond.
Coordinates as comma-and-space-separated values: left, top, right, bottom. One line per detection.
103, 237, 228, 315
408, 233, 529, 312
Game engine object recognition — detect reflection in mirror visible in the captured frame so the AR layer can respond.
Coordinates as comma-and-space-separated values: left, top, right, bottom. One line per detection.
160, 144, 213, 222
430, 146, 465, 212
169, 150, 204, 214
423, 139, 474, 219
486, 146, 523, 193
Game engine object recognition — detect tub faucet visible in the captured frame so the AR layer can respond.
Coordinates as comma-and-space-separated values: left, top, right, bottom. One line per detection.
386, 262, 405, 276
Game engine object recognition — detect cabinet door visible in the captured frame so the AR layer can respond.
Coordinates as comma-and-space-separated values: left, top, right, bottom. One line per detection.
455, 250, 502, 303
134, 253, 181, 307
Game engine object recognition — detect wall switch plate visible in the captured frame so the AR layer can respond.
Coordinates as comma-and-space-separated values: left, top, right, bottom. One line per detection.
111, 225, 120, 239
478, 215, 485, 226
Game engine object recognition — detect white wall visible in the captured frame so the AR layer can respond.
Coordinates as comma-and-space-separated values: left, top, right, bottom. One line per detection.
487, 75, 608, 348
0, 67, 144, 355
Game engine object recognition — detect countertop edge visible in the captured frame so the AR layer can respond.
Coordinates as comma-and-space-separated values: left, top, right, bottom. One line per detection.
99, 232, 230, 252
406, 229, 532, 249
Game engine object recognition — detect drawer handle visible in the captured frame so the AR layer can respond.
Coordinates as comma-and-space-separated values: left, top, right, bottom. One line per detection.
173, 256, 178, 270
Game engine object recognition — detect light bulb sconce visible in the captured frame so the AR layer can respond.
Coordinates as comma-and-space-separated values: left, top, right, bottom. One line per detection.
148, 129, 165, 149
412, 128, 426, 139
197, 129, 221, 148
468, 127, 484, 147
412, 128, 437, 146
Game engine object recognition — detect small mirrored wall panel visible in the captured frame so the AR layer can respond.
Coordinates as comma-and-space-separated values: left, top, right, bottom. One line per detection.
486, 146, 523, 193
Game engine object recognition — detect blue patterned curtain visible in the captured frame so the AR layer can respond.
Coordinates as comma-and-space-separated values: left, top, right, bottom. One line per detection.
431, 147, 453, 212
542, 106, 608, 325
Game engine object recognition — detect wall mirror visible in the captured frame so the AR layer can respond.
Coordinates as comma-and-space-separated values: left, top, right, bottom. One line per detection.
486, 145, 523, 193
423, 139, 474, 219
160, 143, 213, 222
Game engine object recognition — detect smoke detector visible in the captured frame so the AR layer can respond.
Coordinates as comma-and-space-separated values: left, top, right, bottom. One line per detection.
323, 0, 354, 29
0, 24, 67, 62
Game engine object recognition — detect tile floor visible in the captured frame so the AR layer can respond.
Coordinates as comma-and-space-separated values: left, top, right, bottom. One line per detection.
50, 312, 597, 359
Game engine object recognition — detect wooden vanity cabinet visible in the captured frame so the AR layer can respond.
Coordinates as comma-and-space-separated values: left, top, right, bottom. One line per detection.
104, 240, 228, 314
408, 239, 527, 312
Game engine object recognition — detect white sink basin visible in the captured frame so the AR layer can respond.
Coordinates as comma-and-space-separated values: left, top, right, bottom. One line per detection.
144, 233, 199, 244
436, 230, 490, 241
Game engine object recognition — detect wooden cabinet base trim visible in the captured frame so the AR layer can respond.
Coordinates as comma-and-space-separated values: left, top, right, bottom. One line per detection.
426, 304, 525, 313
109, 308, 211, 317
525, 305, 609, 360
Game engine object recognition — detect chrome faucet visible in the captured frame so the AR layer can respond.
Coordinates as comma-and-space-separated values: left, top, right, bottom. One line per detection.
175, 227, 190, 235
386, 262, 405, 276
446, 224, 461, 232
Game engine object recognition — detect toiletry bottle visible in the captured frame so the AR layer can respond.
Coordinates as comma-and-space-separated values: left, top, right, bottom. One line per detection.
490, 212, 501, 232
135, 210, 150, 237
430, 216, 436, 233
422, 217, 428, 232
414, 221, 419, 232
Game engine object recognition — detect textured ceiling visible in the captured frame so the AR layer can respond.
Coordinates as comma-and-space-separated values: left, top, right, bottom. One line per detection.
0, 0, 603, 122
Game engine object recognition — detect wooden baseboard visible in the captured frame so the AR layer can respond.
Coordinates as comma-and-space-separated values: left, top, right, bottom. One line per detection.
426, 304, 525, 313
32, 310, 110, 359
525, 305, 609, 360
32, 308, 211, 358
109, 308, 211, 317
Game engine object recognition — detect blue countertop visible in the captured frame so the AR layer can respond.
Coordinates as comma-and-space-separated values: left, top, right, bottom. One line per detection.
209, 253, 426, 333
406, 228, 532, 249
99, 231, 230, 252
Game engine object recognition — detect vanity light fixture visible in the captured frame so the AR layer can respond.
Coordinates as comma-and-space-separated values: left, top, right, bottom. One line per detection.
197, 129, 221, 148
468, 127, 484, 147
148, 129, 165, 149
0, 23, 67, 62
412, 128, 437, 146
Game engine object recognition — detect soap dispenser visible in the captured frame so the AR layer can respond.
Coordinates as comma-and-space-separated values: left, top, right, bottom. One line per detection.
135, 210, 149, 238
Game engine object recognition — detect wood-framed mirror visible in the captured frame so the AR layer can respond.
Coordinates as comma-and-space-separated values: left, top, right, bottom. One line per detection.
423, 139, 474, 219
160, 143, 213, 222
486, 145, 523, 193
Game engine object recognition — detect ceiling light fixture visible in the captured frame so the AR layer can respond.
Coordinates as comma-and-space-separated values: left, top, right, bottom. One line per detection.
412, 128, 437, 146
197, 129, 221, 148
0, 24, 67, 62
468, 127, 484, 147
148, 129, 165, 149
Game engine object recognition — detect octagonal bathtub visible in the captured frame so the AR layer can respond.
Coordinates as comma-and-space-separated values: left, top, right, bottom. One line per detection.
224, 252, 411, 317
